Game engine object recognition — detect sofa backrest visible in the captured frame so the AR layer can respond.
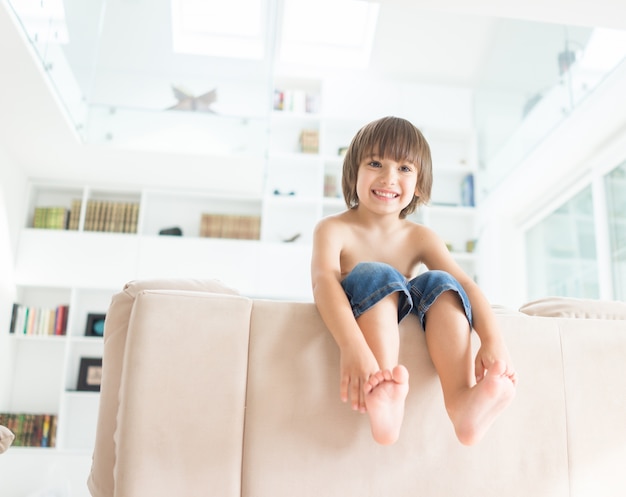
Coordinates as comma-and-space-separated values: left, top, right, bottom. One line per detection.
242, 302, 572, 497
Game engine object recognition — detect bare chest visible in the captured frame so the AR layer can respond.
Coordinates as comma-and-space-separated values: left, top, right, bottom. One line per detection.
339, 232, 420, 279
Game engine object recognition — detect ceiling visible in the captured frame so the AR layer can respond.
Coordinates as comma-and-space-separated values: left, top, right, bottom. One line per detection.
0, 0, 625, 192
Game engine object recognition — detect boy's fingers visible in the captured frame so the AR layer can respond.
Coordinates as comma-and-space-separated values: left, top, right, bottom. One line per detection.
475, 359, 485, 382
340, 374, 349, 403
350, 378, 360, 410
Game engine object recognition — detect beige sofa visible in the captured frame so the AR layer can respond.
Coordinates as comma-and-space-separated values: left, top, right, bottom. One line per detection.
87, 280, 626, 497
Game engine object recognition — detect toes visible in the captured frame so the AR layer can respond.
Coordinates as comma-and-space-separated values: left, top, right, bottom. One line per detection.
392, 365, 409, 384
488, 360, 507, 377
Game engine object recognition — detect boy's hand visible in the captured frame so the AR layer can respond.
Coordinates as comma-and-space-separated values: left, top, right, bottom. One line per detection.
339, 341, 379, 412
475, 339, 518, 386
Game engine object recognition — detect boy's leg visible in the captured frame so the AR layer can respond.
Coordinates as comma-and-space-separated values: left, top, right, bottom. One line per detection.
356, 292, 409, 445
424, 290, 514, 445
357, 292, 400, 370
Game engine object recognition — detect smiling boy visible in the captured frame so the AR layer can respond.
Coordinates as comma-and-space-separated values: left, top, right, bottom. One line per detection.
311, 116, 517, 445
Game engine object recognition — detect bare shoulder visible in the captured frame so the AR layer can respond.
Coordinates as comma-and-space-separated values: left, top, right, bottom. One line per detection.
313, 211, 353, 241
405, 218, 439, 243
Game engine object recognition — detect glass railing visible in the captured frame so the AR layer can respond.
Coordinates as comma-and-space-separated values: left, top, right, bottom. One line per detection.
6, 0, 273, 155
476, 23, 626, 194
7, 0, 626, 179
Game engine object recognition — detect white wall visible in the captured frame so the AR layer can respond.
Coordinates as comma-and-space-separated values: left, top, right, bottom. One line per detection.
0, 141, 27, 408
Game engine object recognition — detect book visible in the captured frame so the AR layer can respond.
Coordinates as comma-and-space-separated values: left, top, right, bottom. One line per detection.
9, 303, 19, 333
9, 303, 69, 335
83, 200, 139, 233
461, 173, 475, 207
68, 199, 82, 230
0, 413, 58, 447
32, 206, 69, 229
199, 214, 261, 240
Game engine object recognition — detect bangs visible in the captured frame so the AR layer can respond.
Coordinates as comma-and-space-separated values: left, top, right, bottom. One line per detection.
356, 117, 425, 166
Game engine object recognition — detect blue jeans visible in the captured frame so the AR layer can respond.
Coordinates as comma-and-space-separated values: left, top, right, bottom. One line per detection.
341, 262, 473, 331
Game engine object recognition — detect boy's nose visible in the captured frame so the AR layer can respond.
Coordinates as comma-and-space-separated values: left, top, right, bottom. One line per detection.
381, 168, 397, 185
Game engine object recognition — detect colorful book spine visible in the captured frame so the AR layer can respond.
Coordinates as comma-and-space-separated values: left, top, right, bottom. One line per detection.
9, 303, 69, 336
0, 413, 58, 448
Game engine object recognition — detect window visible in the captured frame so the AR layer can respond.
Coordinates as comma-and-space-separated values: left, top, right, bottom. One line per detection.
171, 0, 268, 59
278, 0, 380, 68
525, 186, 599, 299
605, 161, 626, 299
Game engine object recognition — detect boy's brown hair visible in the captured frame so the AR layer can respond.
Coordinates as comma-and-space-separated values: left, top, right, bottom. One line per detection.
342, 116, 433, 218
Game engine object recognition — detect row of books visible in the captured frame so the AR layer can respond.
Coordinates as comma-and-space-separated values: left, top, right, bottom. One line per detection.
84, 200, 140, 233
32, 200, 140, 233
199, 214, 261, 240
273, 88, 320, 114
9, 303, 69, 336
0, 413, 57, 448
33, 205, 74, 230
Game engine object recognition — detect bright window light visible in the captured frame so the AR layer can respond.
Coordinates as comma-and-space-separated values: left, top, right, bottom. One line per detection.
9, 0, 69, 44
171, 0, 267, 59
579, 28, 626, 72
279, 0, 380, 68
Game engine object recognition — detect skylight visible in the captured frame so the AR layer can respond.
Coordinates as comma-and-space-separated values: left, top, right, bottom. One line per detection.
171, 0, 268, 59
279, 0, 380, 69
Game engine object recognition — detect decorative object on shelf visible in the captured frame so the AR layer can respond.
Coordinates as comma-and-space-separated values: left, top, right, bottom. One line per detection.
466, 239, 476, 253
273, 189, 296, 196
299, 129, 319, 154
77, 357, 103, 392
167, 85, 217, 113
460, 173, 475, 207
283, 233, 301, 243
85, 313, 107, 337
9, 303, 69, 336
0, 413, 57, 448
0, 424, 14, 453
324, 174, 340, 198
338, 146, 348, 157
445, 242, 453, 252
159, 226, 183, 236
200, 213, 261, 240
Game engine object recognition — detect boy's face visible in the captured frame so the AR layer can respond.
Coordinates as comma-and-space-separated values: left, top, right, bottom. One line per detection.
355, 154, 419, 216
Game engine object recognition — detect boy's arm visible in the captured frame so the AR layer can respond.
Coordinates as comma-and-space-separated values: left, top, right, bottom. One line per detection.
419, 228, 517, 384
311, 218, 379, 411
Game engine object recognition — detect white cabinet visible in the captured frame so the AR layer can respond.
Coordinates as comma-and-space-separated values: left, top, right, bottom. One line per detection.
5, 285, 109, 452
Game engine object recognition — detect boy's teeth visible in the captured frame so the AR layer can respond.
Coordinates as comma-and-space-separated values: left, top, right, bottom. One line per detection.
374, 190, 396, 198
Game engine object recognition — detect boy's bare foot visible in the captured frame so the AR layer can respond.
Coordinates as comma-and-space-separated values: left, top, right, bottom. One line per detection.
364, 365, 409, 445
448, 360, 516, 446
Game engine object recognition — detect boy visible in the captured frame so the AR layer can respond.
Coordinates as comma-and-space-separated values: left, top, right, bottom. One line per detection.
311, 116, 517, 446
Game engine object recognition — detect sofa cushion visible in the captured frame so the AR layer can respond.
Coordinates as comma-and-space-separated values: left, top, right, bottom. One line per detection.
519, 297, 626, 320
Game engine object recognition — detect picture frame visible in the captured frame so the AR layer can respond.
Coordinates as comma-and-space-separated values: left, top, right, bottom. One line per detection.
77, 357, 103, 392
85, 313, 106, 337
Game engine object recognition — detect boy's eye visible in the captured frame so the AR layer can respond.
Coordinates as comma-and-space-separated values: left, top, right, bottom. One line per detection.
400, 165, 414, 173
368, 161, 382, 168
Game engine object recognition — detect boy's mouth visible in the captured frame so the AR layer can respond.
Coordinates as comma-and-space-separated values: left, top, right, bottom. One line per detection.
373, 190, 399, 199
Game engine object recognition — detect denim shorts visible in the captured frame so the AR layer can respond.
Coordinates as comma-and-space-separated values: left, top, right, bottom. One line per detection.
341, 262, 473, 331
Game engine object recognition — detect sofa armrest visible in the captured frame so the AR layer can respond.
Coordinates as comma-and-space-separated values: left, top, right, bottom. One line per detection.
88, 279, 242, 497
114, 290, 251, 497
